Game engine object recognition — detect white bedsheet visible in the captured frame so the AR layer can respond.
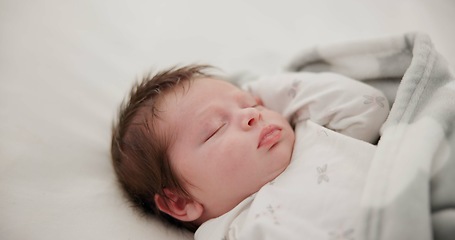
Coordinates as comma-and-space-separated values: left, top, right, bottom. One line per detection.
1, 0, 454, 239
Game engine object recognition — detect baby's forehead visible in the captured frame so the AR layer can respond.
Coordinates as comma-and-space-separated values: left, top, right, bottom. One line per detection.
184, 77, 249, 97
157, 77, 254, 116
200, 77, 251, 94
165, 78, 247, 110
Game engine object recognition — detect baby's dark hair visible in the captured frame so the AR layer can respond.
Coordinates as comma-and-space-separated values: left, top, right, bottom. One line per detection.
111, 64, 214, 232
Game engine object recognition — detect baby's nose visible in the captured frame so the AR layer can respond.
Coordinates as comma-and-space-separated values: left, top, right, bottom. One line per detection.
241, 107, 261, 130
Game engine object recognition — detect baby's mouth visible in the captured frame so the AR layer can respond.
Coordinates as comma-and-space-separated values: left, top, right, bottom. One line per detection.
257, 125, 282, 149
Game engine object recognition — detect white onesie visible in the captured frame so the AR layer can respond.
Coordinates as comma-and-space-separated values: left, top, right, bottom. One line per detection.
195, 72, 390, 240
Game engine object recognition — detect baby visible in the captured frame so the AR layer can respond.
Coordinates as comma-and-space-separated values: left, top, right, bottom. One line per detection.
111, 65, 389, 239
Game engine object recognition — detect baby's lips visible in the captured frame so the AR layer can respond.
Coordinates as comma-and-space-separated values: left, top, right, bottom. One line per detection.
257, 125, 281, 149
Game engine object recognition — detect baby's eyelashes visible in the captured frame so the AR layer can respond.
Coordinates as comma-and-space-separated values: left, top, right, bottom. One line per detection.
204, 123, 226, 142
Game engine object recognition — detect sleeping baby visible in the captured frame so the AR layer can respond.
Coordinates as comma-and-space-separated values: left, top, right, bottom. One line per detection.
111, 64, 389, 239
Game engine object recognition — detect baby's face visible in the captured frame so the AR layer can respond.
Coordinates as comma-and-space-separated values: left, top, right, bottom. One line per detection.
157, 77, 295, 221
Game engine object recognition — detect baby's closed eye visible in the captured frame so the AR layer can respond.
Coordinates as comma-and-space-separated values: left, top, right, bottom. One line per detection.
205, 122, 226, 142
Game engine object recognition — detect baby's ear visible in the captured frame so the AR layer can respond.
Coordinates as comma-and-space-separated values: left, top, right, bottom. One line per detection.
154, 188, 203, 222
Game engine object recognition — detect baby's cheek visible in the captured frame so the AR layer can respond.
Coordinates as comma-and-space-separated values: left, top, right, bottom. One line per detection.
216, 144, 250, 179
219, 151, 245, 172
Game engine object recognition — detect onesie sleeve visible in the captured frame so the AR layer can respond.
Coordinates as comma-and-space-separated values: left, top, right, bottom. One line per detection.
242, 72, 390, 143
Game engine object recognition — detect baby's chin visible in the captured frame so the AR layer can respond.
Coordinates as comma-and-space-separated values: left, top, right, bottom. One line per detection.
265, 161, 290, 184
266, 149, 293, 180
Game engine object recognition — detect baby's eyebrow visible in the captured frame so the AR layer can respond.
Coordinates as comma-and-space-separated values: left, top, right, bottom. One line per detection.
192, 114, 211, 142
195, 105, 222, 126
196, 105, 217, 121
194, 106, 225, 141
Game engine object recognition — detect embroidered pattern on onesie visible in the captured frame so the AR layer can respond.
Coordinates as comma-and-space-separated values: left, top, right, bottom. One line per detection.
254, 204, 281, 225
287, 79, 301, 98
329, 227, 355, 240
317, 164, 329, 184
317, 129, 329, 137
363, 95, 386, 108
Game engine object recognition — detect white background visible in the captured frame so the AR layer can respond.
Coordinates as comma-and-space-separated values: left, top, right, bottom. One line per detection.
1, 0, 454, 239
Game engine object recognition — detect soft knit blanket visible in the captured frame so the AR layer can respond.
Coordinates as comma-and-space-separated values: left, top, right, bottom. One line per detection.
288, 32, 455, 240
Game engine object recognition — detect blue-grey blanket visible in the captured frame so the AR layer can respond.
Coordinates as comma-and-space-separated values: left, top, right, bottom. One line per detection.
288, 32, 455, 240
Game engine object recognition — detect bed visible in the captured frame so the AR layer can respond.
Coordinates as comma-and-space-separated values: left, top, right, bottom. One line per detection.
1, 1, 455, 239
